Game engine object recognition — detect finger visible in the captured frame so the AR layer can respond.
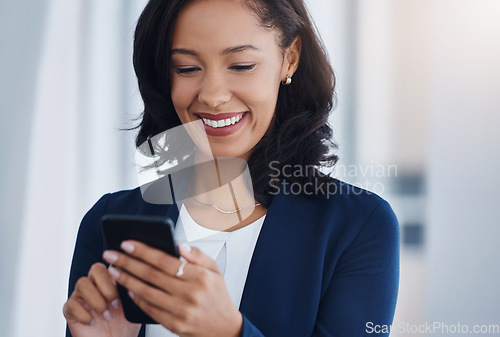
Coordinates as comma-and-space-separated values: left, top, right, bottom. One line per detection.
105, 240, 196, 280
78, 297, 92, 311
108, 266, 180, 316
88, 263, 119, 304
63, 295, 95, 326
129, 291, 186, 335
178, 243, 220, 274
74, 277, 110, 319
104, 249, 184, 292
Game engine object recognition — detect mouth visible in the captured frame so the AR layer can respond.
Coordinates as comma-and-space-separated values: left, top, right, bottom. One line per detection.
193, 111, 249, 137
196, 112, 248, 128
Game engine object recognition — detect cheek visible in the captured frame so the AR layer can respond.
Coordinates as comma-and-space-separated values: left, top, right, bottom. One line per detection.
233, 72, 281, 121
171, 79, 197, 116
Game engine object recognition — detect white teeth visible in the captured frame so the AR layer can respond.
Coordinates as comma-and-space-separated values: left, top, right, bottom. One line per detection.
201, 113, 245, 128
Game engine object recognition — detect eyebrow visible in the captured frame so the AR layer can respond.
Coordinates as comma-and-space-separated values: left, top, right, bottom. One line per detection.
171, 44, 262, 57
171, 48, 199, 56
222, 44, 262, 55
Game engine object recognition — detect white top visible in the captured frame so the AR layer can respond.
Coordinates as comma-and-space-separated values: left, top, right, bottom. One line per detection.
146, 203, 266, 337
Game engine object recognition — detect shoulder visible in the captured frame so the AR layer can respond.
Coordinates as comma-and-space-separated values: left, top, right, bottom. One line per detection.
84, 186, 167, 217
320, 178, 399, 264
326, 178, 398, 236
331, 178, 398, 231
277, 176, 396, 224
328, 178, 397, 227
107, 187, 143, 207
78, 187, 144, 233
273, 177, 399, 250
76, 186, 169, 247
321, 177, 388, 210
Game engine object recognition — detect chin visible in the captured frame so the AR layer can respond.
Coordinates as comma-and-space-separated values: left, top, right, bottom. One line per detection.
205, 143, 250, 160
210, 149, 247, 159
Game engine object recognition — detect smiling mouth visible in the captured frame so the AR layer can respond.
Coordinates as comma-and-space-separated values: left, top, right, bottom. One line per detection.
198, 112, 248, 128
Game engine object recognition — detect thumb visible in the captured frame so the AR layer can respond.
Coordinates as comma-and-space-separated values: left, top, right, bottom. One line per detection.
178, 243, 221, 274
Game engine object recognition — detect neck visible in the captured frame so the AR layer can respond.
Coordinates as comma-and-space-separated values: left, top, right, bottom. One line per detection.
184, 149, 258, 215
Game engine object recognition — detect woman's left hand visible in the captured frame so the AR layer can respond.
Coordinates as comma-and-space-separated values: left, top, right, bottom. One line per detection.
102, 241, 242, 337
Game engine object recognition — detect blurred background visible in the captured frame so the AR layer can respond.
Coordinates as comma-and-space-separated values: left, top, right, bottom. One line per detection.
1, 0, 499, 336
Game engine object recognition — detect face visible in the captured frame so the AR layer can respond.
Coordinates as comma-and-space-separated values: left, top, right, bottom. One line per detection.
170, 0, 298, 160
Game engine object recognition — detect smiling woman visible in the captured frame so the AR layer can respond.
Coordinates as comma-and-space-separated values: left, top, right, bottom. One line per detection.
63, 0, 399, 336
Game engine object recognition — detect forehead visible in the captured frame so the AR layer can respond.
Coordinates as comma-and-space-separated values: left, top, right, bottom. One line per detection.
172, 0, 276, 50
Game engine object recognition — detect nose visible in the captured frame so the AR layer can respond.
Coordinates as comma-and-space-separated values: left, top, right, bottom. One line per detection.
197, 72, 231, 108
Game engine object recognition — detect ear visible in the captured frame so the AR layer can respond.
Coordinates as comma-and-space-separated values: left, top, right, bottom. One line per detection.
281, 36, 301, 80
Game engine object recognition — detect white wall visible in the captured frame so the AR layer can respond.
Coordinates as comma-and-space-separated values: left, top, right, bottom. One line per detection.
1, 0, 147, 336
0, 1, 48, 335
427, 0, 500, 329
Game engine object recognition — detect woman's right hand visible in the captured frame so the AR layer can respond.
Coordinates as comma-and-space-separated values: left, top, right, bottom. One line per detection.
63, 262, 141, 337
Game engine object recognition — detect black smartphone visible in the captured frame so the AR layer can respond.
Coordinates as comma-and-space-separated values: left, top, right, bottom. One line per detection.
101, 214, 179, 324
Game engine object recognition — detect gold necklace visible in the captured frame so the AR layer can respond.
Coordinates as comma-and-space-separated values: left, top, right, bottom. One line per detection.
190, 196, 261, 214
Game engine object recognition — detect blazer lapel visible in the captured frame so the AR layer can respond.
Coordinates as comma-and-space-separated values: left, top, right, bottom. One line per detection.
238, 190, 315, 336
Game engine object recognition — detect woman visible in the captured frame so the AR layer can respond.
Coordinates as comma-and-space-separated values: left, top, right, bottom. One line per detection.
63, 0, 399, 336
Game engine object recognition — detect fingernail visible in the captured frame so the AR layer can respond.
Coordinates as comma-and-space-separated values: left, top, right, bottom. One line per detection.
103, 310, 112, 322
103, 250, 118, 263
108, 266, 120, 280
179, 243, 191, 254
121, 241, 135, 253
111, 298, 120, 309
128, 290, 135, 299
90, 319, 96, 326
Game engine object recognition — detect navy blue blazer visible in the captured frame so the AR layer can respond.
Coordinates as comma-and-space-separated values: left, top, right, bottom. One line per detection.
67, 178, 399, 337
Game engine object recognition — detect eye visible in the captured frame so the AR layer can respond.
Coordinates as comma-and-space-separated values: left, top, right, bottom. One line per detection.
229, 64, 256, 71
175, 66, 201, 75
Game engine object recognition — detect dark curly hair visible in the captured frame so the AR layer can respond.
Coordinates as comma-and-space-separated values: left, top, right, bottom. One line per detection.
133, 0, 338, 208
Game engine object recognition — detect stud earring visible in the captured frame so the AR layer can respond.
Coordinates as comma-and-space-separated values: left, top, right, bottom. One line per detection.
282, 75, 292, 85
